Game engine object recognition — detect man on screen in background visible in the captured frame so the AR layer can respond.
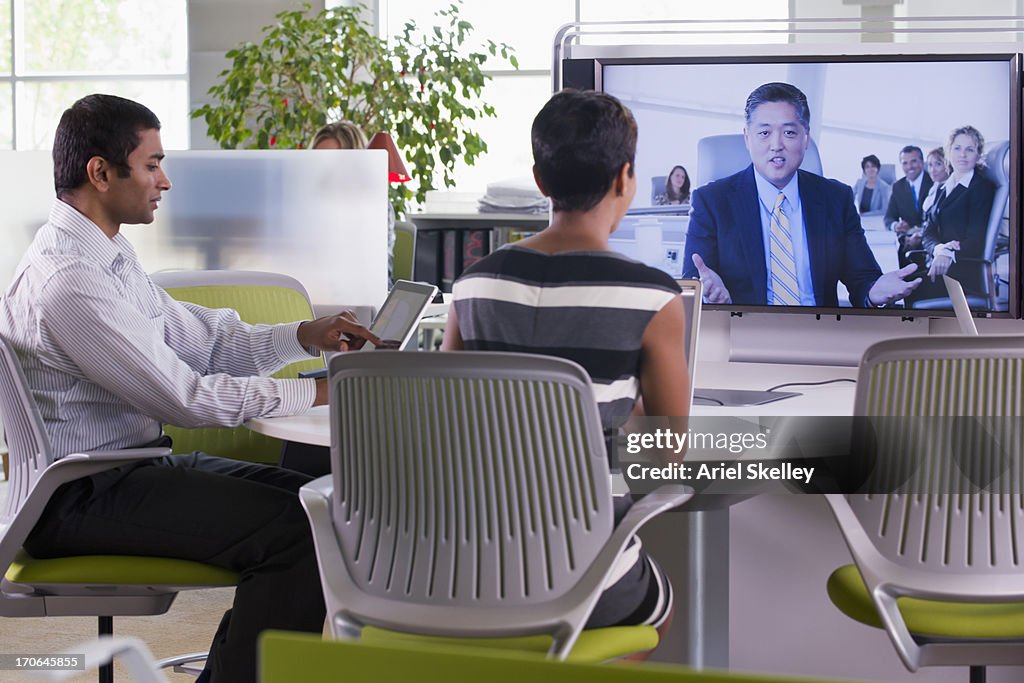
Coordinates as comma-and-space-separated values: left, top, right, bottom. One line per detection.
682, 82, 920, 307
884, 145, 934, 268
0, 94, 382, 683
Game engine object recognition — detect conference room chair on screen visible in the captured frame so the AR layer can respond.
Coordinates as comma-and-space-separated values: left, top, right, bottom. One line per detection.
694, 133, 824, 188
299, 351, 693, 661
149, 270, 324, 464
0, 336, 239, 683
651, 175, 667, 201
824, 335, 1024, 683
878, 163, 896, 187
909, 141, 1011, 312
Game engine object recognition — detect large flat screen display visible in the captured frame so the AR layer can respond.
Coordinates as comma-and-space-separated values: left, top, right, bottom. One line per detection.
596, 55, 1019, 317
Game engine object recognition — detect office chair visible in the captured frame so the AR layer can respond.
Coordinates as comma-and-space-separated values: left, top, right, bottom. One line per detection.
695, 134, 823, 188
0, 336, 239, 683
910, 140, 1010, 312
823, 335, 1024, 683
650, 175, 667, 203
877, 163, 896, 186
300, 351, 692, 661
149, 270, 324, 464
393, 220, 417, 281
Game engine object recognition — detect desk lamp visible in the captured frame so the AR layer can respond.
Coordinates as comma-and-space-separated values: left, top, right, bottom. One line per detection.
368, 132, 411, 183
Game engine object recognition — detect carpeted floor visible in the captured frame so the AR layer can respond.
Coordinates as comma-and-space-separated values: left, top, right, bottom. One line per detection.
0, 477, 235, 682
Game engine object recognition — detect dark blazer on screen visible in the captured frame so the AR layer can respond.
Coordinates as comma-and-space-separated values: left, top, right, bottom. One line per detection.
922, 172, 997, 265
884, 174, 934, 229
682, 165, 883, 307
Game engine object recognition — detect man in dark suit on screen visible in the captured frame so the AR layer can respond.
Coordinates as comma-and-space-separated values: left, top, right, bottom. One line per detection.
884, 145, 933, 267
682, 82, 920, 307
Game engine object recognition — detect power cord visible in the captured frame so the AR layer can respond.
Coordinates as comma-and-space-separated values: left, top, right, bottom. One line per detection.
764, 378, 856, 393
692, 394, 726, 406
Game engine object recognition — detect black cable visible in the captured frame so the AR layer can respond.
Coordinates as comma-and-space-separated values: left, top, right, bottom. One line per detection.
693, 394, 726, 406
764, 378, 856, 393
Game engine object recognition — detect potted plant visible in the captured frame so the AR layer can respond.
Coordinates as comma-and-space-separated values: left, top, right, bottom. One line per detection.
193, 2, 517, 215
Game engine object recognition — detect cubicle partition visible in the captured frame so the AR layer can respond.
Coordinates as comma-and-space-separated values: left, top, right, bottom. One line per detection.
0, 150, 390, 313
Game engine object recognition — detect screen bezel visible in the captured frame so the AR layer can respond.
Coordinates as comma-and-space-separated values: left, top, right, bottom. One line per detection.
583, 51, 1021, 319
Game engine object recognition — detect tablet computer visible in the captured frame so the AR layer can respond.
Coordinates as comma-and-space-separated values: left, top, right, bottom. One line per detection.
364, 280, 439, 350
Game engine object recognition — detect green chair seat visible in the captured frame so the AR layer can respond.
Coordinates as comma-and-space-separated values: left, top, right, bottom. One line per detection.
160, 281, 323, 464
827, 564, 1024, 639
361, 624, 659, 663
6, 549, 239, 586
261, 632, 870, 683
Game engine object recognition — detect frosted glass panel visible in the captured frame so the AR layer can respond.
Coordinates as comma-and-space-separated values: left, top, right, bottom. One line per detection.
0, 150, 389, 310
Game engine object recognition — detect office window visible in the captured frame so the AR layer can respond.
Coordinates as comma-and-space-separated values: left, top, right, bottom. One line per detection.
0, 0, 188, 150
376, 1, 789, 193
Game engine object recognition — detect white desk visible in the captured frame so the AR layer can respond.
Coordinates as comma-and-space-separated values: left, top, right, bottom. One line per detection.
246, 360, 857, 668
247, 361, 858, 443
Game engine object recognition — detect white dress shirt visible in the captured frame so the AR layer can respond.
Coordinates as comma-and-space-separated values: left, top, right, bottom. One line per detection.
0, 199, 316, 458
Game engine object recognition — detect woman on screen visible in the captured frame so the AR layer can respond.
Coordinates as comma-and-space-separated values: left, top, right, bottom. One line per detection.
918, 125, 996, 291
654, 164, 690, 205
902, 147, 949, 256
852, 154, 891, 217
920, 146, 950, 219
443, 90, 689, 643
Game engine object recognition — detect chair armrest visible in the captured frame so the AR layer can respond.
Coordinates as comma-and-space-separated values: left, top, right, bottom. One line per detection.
0, 447, 172, 587
585, 485, 693, 590
72, 447, 172, 461
300, 474, 333, 501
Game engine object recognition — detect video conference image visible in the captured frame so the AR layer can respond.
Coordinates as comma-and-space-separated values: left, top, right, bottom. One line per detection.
602, 58, 1013, 313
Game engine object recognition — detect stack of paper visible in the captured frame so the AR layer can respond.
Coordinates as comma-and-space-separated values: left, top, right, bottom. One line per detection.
478, 177, 549, 214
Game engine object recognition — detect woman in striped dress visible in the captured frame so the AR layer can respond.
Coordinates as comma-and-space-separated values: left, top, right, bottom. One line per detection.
442, 89, 691, 639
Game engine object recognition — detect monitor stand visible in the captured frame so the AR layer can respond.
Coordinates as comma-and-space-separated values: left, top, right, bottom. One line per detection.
693, 388, 801, 407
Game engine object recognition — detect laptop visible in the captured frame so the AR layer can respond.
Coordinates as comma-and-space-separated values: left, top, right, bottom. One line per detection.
363, 280, 439, 350
943, 274, 980, 336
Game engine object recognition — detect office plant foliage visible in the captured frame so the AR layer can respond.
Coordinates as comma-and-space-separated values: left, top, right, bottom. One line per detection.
193, 2, 517, 213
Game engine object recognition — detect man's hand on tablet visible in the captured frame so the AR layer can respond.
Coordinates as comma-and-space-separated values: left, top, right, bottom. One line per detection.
298, 311, 381, 352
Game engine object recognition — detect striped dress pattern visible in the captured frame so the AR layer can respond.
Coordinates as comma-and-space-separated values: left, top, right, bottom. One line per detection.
452, 245, 681, 433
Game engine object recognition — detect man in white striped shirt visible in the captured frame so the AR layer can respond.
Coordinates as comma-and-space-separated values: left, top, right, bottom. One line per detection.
0, 94, 379, 683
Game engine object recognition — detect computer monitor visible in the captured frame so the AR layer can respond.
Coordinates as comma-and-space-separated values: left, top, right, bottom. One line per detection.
578, 53, 1020, 318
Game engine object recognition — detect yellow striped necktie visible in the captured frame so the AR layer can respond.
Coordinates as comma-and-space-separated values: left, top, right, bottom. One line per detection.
769, 192, 801, 306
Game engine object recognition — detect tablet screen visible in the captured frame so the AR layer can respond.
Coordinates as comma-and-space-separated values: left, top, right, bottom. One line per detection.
367, 281, 438, 348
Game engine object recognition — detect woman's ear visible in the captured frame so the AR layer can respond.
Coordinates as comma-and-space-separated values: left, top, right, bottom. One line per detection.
532, 165, 550, 197
614, 162, 632, 196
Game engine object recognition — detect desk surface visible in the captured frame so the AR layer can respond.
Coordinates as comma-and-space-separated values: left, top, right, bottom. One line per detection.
246, 360, 858, 447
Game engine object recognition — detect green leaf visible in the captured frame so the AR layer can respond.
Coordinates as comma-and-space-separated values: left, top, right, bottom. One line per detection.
192, 1, 515, 209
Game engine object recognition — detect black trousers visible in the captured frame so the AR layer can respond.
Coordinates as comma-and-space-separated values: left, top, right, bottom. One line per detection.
24, 450, 326, 683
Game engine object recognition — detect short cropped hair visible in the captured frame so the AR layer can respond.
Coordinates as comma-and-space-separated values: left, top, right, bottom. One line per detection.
861, 154, 881, 171
531, 89, 637, 213
311, 120, 368, 150
745, 82, 811, 132
52, 94, 161, 199
899, 145, 923, 161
